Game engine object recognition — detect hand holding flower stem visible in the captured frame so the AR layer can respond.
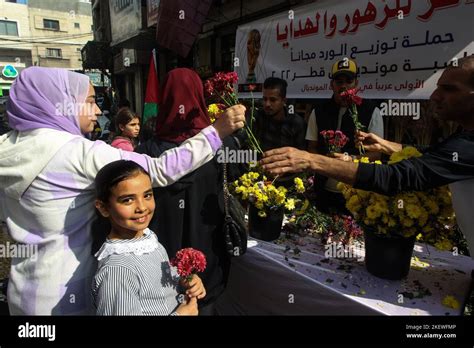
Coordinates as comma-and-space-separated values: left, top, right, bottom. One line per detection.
205, 73, 263, 155
340, 88, 365, 155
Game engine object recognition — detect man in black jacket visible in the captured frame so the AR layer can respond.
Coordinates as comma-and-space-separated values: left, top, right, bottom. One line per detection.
305, 58, 384, 213
306, 59, 384, 156
261, 55, 474, 256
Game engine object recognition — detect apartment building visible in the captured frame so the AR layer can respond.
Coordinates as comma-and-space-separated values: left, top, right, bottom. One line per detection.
0, 0, 32, 96
27, 0, 93, 69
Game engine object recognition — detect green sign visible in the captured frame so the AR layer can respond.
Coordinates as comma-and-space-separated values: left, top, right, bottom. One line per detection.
2, 65, 19, 79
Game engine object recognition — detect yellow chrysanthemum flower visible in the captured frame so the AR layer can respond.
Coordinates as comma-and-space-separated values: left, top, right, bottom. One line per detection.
402, 146, 422, 158
336, 182, 347, 192
406, 204, 422, 219
207, 104, 222, 123
294, 177, 305, 193
366, 205, 381, 220
442, 295, 460, 309
208, 103, 220, 114
434, 239, 453, 251
285, 198, 296, 210
346, 195, 361, 213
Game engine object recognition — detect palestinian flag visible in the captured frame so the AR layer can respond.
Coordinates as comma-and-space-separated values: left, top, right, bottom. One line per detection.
143, 49, 159, 124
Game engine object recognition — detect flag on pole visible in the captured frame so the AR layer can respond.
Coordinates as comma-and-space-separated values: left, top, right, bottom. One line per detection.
143, 49, 159, 124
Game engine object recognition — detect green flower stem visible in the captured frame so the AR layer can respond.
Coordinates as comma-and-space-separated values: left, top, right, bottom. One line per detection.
218, 94, 233, 108
271, 175, 280, 185
244, 124, 263, 154
351, 104, 365, 155
250, 91, 255, 131
216, 89, 263, 155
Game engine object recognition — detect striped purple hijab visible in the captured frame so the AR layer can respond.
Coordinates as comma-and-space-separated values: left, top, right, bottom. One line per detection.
7, 67, 90, 136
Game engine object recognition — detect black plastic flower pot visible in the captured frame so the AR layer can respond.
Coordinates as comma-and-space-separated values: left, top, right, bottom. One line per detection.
248, 206, 284, 242
364, 227, 416, 280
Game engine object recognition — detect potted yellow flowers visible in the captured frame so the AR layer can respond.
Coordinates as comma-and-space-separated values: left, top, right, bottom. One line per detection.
231, 172, 306, 241
338, 147, 456, 280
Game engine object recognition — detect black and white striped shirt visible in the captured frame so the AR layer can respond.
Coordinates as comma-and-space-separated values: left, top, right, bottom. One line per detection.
92, 229, 181, 315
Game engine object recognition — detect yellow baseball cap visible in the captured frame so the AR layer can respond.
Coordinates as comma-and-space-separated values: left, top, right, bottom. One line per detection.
331, 59, 357, 79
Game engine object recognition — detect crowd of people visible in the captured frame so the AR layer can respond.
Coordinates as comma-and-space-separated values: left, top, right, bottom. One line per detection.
0, 53, 472, 316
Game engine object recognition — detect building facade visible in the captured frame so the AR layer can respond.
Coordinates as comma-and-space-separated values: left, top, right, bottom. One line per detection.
0, 0, 32, 96
0, 0, 94, 96
85, 0, 318, 116
87, 0, 159, 117
27, 0, 93, 69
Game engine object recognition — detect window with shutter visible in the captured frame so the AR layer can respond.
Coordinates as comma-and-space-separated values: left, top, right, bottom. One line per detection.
0, 20, 19, 36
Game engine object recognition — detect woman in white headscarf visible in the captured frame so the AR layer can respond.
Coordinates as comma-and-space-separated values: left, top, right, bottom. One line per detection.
0, 67, 245, 315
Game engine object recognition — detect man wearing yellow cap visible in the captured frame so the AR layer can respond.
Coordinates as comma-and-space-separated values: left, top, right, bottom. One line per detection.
305, 59, 384, 214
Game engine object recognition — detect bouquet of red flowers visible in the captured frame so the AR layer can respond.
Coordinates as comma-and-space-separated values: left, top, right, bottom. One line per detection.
170, 248, 207, 282
320, 130, 349, 154
205, 72, 263, 155
204, 72, 239, 101
340, 88, 365, 154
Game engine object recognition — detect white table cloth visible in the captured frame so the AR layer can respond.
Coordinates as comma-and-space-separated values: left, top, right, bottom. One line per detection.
216, 235, 473, 315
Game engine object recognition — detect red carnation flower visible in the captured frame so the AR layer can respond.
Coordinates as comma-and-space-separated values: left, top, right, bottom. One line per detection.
320, 129, 349, 153
340, 88, 362, 106
339, 88, 365, 154
170, 248, 207, 280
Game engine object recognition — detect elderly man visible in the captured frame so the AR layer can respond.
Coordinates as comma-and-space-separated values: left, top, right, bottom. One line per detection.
261, 55, 474, 255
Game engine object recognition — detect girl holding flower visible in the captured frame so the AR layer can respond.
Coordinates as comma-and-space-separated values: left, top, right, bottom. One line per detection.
137, 68, 246, 315
92, 160, 206, 315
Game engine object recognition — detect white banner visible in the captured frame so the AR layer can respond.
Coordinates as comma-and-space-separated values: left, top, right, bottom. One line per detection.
235, 0, 474, 99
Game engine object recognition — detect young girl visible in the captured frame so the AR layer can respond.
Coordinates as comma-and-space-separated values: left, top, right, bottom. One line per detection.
92, 160, 206, 315
111, 107, 140, 151
0, 67, 244, 315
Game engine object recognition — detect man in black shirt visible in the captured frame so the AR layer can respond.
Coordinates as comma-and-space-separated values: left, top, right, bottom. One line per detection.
305, 59, 383, 214
306, 59, 383, 157
253, 77, 306, 152
261, 55, 474, 256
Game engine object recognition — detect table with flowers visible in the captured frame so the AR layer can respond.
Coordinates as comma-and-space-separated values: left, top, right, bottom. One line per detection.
215, 234, 473, 315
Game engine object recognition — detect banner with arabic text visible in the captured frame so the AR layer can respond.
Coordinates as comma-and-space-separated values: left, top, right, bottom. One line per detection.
235, 0, 474, 99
